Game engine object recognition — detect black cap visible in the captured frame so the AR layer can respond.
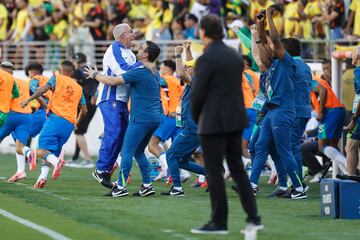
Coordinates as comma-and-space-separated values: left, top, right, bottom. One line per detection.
73, 52, 87, 64
185, 13, 198, 23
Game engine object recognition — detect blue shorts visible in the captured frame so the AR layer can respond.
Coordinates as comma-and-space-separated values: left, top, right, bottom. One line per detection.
153, 115, 180, 142
0, 111, 31, 145
347, 118, 360, 140
318, 107, 346, 140
38, 114, 74, 156
30, 108, 47, 138
243, 108, 257, 141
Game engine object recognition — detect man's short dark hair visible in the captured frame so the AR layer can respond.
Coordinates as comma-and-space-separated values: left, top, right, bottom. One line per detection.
322, 59, 331, 65
61, 60, 75, 71
242, 55, 252, 68
145, 41, 160, 62
162, 60, 176, 72
73, 52, 87, 64
281, 37, 301, 57
199, 14, 224, 41
185, 13, 198, 23
26, 63, 43, 74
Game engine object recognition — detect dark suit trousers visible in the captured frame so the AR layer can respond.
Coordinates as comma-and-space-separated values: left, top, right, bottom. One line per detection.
200, 130, 260, 227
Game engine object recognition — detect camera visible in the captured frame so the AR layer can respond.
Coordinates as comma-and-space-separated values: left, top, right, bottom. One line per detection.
256, 10, 266, 20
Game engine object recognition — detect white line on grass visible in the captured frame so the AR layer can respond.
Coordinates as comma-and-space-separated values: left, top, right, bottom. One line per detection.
0, 208, 71, 240
162, 229, 199, 240
0, 178, 70, 200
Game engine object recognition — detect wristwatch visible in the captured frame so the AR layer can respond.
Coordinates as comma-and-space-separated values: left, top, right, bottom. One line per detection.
175, 54, 182, 58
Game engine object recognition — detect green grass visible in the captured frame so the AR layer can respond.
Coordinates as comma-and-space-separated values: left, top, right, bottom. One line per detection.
0, 154, 359, 240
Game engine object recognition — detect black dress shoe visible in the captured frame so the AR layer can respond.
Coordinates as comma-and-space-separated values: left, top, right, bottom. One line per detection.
191, 222, 228, 235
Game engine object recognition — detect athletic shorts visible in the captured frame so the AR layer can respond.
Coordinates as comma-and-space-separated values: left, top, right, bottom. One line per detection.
243, 108, 257, 141
318, 107, 346, 140
153, 115, 180, 142
0, 111, 31, 144
347, 118, 360, 140
30, 108, 46, 138
38, 114, 74, 156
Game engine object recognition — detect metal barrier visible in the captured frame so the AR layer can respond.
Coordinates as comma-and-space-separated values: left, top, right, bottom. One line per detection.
0, 39, 358, 71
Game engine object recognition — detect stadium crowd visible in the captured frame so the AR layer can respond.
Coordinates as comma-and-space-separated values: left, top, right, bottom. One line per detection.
0, 0, 360, 45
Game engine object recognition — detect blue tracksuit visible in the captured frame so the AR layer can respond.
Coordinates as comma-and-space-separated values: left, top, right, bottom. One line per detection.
117, 66, 163, 187
277, 57, 312, 183
252, 52, 302, 189
166, 84, 206, 187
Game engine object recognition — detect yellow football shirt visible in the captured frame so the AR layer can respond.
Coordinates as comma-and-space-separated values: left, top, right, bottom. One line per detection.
0, 4, 8, 41
350, 0, 360, 36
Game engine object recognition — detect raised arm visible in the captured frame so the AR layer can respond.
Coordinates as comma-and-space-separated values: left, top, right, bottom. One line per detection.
266, 7, 286, 59
251, 24, 271, 70
175, 46, 191, 84
84, 67, 126, 86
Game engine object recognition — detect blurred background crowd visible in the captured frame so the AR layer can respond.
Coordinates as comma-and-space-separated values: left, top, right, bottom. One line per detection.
0, 0, 359, 70
1, 0, 359, 43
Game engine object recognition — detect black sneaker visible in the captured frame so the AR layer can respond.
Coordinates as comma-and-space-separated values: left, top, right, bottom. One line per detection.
253, 187, 259, 196
136, 184, 155, 197
161, 186, 185, 196
191, 222, 228, 235
92, 170, 112, 189
104, 186, 128, 197
279, 186, 294, 198
291, 189, 307, 199
267, 188, 287, 198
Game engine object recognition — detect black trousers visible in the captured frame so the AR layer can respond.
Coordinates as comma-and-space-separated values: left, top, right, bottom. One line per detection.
200, 130, 260, 228
301, 141, 330, 175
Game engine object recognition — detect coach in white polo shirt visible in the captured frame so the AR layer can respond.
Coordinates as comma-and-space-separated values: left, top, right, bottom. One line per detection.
92, 23, 141, 188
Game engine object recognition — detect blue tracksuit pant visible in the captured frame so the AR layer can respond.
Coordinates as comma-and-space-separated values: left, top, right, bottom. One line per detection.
166, 127, 206, 187
252, 108, 302, 188
97, 101, 128, 172
118, 121, 159, 187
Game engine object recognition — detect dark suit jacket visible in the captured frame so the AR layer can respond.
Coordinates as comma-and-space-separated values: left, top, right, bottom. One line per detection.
190, 40, 248, 135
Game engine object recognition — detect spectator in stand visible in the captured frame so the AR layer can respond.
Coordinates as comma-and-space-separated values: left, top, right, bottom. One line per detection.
9, 0, 31, 42
171, 18, 185, 40
283, 0, 300, 38
0, 0, 8, 41
173, 0, 191, 21
190, 0, 209, 21
312, 0, 345, 39
128, 0, 147, 20
183, 13, 199, 40
104, 0, 131, 40
344, 0, 360, 37
146, 0, 173, 40
207, 0, 222, 15
82, 0, 106, 41
69, 0, 95, 64
301, 0, 322, 39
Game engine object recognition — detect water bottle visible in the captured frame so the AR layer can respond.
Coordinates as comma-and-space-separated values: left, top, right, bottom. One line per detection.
149, 157, 160, 181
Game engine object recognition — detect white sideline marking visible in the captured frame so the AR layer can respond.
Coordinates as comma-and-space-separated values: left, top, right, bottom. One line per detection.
0, 208, 71, 240
0, 177, 70, 200
162, 229, 198, 240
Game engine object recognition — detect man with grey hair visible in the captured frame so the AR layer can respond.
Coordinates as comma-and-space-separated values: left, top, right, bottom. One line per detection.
92, 23, 142, 188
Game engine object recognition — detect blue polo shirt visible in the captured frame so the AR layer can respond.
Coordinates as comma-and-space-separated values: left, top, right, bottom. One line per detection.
293, 57, 312, 119
122, 66, 163, 123
181, 84, 197, 131
266, 52, 296, 112
354, 66, 360, 94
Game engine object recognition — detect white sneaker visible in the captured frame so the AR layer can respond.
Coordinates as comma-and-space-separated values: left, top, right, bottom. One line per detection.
153, 170, 167, 181
223, 170, 231, 180
180, 170, 191, 183
309, 172, 322, 183
241, 223, 264, 239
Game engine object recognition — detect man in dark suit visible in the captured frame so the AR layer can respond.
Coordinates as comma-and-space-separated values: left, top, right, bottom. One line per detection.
190, 14, 263, 235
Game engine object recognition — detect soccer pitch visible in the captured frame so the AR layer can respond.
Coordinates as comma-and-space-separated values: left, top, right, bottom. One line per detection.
0, 154, 359, 240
